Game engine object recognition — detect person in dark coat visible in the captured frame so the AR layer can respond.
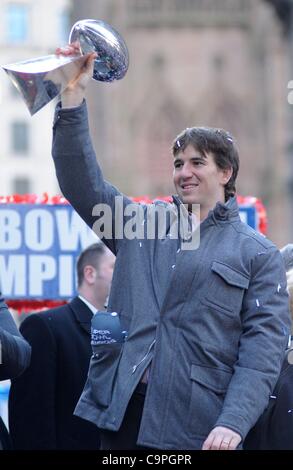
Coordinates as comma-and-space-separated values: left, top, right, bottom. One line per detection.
244, 268, 293, 450
8, 243, 115, 449
0, 294, 31, 449
244, 358, 293, 450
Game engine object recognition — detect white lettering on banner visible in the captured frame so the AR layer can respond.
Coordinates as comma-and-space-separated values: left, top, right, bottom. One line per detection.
0, 210, 21, 249
0, 255, 26, 296
59, 255, 73, 296
56, 209, 98, 250
29, 256, 56, 296
25, 209, 54, 251
0, 205, 99, 299
0, 255, 77, 298
0, 208, 98, 253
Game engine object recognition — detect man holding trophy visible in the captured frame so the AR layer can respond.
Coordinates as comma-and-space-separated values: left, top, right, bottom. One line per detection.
4, 19, 290, 451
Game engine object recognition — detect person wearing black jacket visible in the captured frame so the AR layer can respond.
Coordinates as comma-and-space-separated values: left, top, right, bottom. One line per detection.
244, 262, 293, 450
244, 357, 293, 450
0, 294, 31, 449
8, 243, 115, 449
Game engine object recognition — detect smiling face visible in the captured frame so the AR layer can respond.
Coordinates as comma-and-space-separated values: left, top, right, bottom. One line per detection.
173, 144, 232, 220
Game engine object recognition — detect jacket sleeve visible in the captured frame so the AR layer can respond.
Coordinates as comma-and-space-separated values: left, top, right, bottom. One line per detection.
9, 314, 57, 449
52, 100, 133, 255
0, 295, 31, 380
215, 247, 291, 440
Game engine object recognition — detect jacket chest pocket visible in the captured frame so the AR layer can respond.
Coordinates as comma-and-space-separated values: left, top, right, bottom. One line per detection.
203, 261, 249, 316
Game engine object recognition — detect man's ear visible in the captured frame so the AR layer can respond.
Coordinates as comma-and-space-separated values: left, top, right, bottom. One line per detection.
221, 167, 233, 184
83, 265, 97, 284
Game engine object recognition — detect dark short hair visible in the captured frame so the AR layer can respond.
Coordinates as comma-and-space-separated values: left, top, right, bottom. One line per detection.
77, 243, 106, 287
172, 127, 239, 201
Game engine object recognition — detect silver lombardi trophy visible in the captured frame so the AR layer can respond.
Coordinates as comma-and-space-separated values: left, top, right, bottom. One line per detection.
2, 19, 129, 115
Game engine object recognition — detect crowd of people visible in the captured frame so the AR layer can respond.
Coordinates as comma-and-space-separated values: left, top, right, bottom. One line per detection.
1, 42, 293, 451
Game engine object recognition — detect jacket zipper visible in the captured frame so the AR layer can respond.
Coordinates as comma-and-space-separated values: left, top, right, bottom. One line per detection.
132, 340, 156, 374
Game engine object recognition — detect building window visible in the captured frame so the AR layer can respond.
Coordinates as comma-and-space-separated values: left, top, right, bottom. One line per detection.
11, 121, 29, 154
6, 3, 29, 43
59, 8, 71, 44
12, 177, 31, 194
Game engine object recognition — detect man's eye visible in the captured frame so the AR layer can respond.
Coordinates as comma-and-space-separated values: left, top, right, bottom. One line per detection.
174, 162, 182, 168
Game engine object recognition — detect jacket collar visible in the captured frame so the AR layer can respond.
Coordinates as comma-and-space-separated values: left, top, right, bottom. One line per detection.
172, 195, 240, 224
209, 196, 240, 223
69, 296, 93, 336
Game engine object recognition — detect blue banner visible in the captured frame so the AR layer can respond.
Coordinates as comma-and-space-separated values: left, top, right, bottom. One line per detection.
0, 204, 98, 299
